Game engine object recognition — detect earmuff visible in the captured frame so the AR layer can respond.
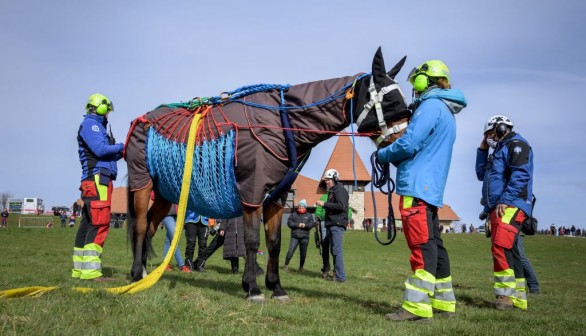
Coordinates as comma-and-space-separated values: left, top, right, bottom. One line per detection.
332, 172, 339, 184
412, 63, 430, 93
95, 99, 109, 116
495, 123, 508, 137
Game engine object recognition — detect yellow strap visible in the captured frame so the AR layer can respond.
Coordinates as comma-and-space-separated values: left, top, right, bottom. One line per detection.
0, 111, 203, 298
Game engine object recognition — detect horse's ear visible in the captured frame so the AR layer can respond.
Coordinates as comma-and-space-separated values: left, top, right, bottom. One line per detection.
372, 46, 387, 84
387, 56, 407, 79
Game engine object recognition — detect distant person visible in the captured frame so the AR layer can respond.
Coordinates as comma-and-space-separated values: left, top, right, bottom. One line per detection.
377, 60, 465, 321
60, 211, 68, 228
203, 217, 263, 275
283, 199, 314, 272
72, 93, 124, 282
476, 115, 534, 310
183, 210, 210, 272
550, 223, 556, 236
161, 205, 189, 272
1, 209, 8, 227
69, 214, 76, 228
315, 193, 331, 279
315, 169, 349, 283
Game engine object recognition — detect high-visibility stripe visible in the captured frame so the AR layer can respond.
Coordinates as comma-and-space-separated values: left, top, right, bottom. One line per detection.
513, 279, 528, 310
401, 268, 434, 317
72, 248, 84, 257
408, 277, 435, 293
81, 262, 102, 270
93, 174, 109, 201
72, 247, 84, 278
494, 275, 516, 283
402, 196, 415, 209
434, 276, 452, 290
404, 287, 430, 303
431, 277, 456, 312
501, 207, 517, 225
80, 268, 102, 280
494, 268, 516, 297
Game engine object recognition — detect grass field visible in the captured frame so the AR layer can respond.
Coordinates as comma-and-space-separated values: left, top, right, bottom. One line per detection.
1, 215, 585, 335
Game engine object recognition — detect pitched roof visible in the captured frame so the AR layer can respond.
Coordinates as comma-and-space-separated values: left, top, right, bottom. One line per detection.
291, 175, 327, 206
322, 136, 371, 182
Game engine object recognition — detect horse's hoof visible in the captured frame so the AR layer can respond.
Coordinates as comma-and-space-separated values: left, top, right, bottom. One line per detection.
247, 294, 266, 304
272, 295, 290, 303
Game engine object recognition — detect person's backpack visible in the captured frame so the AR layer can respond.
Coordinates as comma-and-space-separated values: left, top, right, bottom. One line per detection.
521, 195, 538, 235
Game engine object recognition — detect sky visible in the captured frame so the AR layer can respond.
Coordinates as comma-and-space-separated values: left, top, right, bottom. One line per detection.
1, 0, 585, 230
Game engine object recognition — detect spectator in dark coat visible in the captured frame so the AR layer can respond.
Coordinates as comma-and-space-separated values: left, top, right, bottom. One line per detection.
283, 199, 314, 272
204, 216, 263, 275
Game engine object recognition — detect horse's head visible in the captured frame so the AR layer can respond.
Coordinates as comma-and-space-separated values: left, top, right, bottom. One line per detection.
350, 47, 411, 146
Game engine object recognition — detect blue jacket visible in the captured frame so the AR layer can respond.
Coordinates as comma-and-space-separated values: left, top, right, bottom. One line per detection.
77, 114, 124, 181
476, 132, 534, 216
376, 88, 467, 207
185, 210, 209, 225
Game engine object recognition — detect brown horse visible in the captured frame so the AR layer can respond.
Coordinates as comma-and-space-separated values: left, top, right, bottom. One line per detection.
124, 47, 410, 302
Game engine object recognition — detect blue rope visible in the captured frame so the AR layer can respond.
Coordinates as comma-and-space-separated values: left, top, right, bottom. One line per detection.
147, 127, 242, 218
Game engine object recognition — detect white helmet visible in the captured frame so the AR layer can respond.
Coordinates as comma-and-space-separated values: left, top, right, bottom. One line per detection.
484, 115, 514, 134
323, 169, 339, 181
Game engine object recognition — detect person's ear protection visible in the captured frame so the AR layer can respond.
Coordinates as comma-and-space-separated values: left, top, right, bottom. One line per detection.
495, 123, 508, 137
413, 74, 429, 92
332, 172, 339, 183
95, 99, 110, 116
412, 63, 429, 92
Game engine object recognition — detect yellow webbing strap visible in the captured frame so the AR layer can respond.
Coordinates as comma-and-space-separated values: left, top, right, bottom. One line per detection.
0, 112, 203, 298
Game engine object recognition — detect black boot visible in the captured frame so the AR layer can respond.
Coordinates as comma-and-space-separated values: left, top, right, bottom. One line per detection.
230, 258, 239, 274
185, 259, 195, 271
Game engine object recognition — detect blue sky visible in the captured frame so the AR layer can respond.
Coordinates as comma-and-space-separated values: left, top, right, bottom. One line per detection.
1, 1, 585, 230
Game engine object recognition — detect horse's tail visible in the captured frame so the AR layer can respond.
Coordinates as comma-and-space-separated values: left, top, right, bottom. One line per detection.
126, 185, 136, 255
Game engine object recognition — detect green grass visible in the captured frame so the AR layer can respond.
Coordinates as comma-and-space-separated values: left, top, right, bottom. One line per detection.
1, 217, 585, 336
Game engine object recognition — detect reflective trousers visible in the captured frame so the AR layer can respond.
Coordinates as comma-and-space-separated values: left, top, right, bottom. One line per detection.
490, 207, 528, 309
399, 196, 456, 318
72, 175, 112, 280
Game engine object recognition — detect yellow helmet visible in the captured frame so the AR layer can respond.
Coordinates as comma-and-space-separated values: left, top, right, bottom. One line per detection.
407, 60, 450, 92
86, 93, 114, 116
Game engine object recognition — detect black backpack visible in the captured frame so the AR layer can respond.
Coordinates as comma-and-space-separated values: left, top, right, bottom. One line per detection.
521, 195, 538, 235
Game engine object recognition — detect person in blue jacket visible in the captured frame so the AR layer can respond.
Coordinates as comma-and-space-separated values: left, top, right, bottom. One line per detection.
72, 93, 124, 281
476, 115, 534, 310
378, 61, 467, 321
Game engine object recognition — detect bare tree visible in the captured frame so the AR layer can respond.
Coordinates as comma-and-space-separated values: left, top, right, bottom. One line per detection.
1, 192, 13, 211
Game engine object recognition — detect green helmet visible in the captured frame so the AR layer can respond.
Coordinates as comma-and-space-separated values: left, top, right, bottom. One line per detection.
86, 93, 114, 116
407, 60, 450, 92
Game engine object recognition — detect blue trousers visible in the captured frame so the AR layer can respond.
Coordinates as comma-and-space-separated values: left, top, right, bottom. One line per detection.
162, 215, 184, 268
327, 225, 346, 282
516, 235, 539, 291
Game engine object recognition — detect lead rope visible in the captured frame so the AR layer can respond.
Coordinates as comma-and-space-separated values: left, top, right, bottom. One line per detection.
370, 151, 397, 245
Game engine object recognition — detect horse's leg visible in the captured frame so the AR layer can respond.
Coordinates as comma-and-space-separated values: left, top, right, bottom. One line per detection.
263, 202, 289, 302
129, 185, 151, 282
242, 206, 265, 303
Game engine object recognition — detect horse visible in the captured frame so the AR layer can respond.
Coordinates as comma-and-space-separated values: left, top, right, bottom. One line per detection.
124, 47, 411, 303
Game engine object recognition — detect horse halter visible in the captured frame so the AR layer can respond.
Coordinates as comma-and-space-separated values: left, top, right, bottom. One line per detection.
355, 76, 407, 145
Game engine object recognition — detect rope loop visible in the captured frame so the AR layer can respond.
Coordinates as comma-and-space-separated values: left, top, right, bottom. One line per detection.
370, 151, 397, 246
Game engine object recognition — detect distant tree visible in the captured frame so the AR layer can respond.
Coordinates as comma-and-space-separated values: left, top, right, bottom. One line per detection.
1, 192, 13, 211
